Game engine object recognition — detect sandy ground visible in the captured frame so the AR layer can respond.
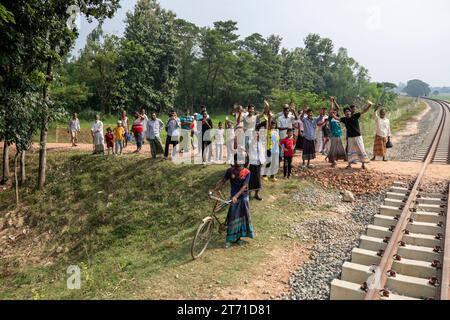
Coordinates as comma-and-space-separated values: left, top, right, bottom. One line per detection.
206, 242, 310, 300
302, 155, 450, 181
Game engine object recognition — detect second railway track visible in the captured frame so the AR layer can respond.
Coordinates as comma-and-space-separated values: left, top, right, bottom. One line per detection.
330, 98, 450, 300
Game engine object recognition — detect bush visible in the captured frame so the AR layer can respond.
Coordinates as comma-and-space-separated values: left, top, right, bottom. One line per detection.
270, 89, 328, 112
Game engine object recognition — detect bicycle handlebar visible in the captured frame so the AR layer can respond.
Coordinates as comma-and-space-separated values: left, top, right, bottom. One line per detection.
208, 192, 232, 205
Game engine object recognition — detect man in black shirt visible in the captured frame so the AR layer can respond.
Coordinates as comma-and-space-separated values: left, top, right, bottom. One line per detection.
331, 101, 372, 169
201, 110, 213, 164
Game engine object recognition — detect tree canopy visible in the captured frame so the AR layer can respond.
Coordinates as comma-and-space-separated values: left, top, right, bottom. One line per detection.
53, 0, 396, 116
403, 79, 431, 97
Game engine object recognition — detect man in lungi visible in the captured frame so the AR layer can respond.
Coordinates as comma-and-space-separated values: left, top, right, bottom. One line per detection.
331, 101, 373, 169
300, 107, 325, 168
371, 108, 391, 162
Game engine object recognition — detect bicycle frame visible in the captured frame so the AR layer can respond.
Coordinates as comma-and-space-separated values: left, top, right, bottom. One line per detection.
208, 192, 232, 226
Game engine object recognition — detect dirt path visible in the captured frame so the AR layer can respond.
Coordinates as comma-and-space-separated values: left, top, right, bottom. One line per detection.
391, 101, 431, 145
200, 243, 310, 300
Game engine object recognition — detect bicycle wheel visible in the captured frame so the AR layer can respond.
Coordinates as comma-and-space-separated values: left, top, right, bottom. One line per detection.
191, 218, 214, 260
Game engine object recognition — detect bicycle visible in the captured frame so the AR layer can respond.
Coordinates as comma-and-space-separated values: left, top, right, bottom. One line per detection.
191, 191, 231, 260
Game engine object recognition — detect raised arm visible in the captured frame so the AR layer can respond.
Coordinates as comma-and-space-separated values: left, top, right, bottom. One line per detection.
300, 106, 308, 121
334, 100, 341, 111
361, 101, 373, 115
290, 103, 298, 120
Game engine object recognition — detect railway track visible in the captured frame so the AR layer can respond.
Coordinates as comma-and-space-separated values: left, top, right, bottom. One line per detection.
330, 98, 450, 300
411, 99, 450, 164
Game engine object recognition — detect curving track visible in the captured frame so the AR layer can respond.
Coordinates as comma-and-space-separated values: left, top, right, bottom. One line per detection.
330, 98, 450, 300
412, 99, 450, 164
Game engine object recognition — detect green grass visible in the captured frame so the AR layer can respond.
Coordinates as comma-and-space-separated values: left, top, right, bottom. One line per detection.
0, 150, 319, 299
429, 95, 450, 102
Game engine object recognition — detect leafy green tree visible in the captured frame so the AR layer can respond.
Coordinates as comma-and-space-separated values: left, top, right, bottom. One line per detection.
236, 34, 282, 104
121, 0, 180, 112
60, 24, 124, 114
270, 89, 327, 112
403, 79, 431, 97
303, 34, 334, 93
0, 0, 119, 189
280, 47, 315, 92
327, 48, 360, 104
198, 20, 239, 109
174, 19, 201, 109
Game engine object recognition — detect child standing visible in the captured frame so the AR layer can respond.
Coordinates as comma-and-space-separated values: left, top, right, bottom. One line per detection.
105, 128, 115, 155
215, 122, 225, 163
114, 121, 125, 155
280, 129, 295, 179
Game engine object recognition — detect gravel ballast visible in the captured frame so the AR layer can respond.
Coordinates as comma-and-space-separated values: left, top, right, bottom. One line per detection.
390, 101, 441, 161
288, 186, 384, 300
287, 180, 448, 300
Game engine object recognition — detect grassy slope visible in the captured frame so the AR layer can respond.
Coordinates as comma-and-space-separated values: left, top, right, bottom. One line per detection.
0, 96, 425, 299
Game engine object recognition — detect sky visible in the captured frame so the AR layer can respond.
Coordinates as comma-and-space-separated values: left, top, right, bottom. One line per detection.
73, 0, 450, 87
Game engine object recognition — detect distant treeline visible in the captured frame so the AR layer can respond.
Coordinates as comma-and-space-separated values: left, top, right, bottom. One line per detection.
431, 87, 450, 94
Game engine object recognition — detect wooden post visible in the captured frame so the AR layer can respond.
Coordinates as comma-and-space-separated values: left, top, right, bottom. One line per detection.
14, 151, 19, 205
37, 58, 52, 189
19, 151, 26, 186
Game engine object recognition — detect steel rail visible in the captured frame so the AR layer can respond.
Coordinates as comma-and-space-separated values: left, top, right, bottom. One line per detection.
433, 100, 450, 164
364, 97, 447, 300
441, 182, 450, 300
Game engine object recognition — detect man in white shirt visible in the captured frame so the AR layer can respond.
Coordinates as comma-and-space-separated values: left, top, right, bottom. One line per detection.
146, 112, 165, 159
68, 112, 81, 147
372, 108, 391, 162
277, 105, 296, 140
164, 111, 181, 160
243, 104, 258, 154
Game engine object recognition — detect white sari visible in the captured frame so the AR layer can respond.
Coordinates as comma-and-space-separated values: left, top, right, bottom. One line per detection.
91, 120, 104, 152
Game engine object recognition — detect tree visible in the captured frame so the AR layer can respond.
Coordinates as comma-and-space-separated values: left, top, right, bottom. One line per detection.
303, 34, 334, 93
58, 24, 124, 114
403, 79, 431, 97
1, 0, 120, 189
280, 47, 315, 92
198, 20, 239, 108
121, 0, 180, 112
270, 89, 327, 112
174, 19, 201, 109
236, 34, 282, 104
0, 91, 44, 203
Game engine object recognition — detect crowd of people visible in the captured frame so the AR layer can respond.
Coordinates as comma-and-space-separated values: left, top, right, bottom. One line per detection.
67, 97, 392, 248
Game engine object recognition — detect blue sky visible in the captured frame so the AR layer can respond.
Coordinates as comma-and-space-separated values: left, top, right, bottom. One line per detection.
73, 0, 450, 86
